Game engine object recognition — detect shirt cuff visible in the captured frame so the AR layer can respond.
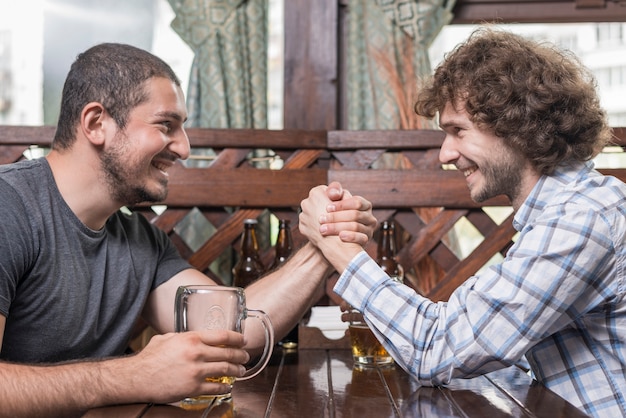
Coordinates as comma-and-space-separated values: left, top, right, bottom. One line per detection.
333, 250, 390, 312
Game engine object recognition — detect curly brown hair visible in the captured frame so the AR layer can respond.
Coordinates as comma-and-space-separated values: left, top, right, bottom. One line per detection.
414, 27, 612, 175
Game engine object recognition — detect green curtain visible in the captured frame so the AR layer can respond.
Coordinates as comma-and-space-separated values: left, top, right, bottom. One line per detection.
168, 0, 268, 129
346, 0, 460, 292
167, 0, 270, 284
346, 0, 456, 130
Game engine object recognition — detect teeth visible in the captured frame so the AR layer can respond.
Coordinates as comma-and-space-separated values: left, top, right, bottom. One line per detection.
152, 162, 169, 172
463, 168, 476, 177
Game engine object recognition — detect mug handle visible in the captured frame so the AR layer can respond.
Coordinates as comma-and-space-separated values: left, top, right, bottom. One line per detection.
237, 309, 274, 381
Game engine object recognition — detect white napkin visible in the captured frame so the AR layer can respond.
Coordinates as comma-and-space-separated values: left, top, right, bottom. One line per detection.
305, 306, 349, 339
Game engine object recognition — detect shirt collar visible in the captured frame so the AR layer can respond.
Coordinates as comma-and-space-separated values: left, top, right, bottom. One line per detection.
512, 161, 595, 231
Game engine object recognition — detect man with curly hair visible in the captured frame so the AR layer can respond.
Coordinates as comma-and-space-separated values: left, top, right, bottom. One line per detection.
299, 28, 626, 417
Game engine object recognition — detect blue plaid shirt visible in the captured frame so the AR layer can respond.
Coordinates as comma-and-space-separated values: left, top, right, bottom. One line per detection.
335, 161, 626, 418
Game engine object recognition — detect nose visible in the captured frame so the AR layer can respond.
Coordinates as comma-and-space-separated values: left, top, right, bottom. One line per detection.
170, 127, 191, 160
439, 134, 459, 165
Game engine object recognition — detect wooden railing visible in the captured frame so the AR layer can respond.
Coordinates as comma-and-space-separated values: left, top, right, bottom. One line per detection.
2, 126, 625, 303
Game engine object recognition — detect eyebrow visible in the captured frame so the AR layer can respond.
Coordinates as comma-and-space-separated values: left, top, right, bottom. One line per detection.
439, 114, 472, 129
439, 120, 461, 130
155, 111, 187, 123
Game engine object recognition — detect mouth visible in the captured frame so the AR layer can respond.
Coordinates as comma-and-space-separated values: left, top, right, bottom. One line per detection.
151, 158, 175, 177
459, 165, 478, 179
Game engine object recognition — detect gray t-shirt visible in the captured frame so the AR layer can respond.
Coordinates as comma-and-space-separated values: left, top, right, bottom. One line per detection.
0, 158, 192, 363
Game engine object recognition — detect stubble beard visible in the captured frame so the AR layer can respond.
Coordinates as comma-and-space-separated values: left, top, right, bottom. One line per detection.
100, 133, 168, 206
471, 147, 525, 204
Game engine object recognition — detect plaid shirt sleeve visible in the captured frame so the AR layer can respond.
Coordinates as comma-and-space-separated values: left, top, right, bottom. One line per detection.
334, 202, 625, 414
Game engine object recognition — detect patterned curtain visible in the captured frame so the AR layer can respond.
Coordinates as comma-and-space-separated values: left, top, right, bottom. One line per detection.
167, 0, 270, 285
346, 0, 458, 294
346, 0, 456, 130
168, 0, 268, 129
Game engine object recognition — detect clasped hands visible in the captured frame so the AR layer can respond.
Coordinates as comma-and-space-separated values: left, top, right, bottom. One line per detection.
299, 181, 376, 272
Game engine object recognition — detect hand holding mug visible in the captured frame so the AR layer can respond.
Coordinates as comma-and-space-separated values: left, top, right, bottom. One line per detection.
175, 285, 274, 409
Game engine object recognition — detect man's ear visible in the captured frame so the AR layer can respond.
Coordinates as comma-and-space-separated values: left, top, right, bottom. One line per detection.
80, 102, 109, 146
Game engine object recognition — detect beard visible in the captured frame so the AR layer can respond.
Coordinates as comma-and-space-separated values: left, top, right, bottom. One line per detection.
100, 132, 168, 205
471, 145, 526, 204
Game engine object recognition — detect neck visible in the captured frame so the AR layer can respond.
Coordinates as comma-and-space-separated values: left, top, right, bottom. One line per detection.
46, 149, 120, 230
510, 165, 541, 212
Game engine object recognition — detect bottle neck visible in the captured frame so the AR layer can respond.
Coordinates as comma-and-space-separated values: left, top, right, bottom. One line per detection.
241, 225, 260, 256
234, 222, 265, 287
275, 224, 293, 257
377, 223, 397, 260
271, 220, 293, 268
376, 221, 403, 282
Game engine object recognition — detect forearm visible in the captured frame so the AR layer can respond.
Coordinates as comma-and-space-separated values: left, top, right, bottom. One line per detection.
0, 357, 144, 417
312, 235, 362, 275
336, 253, 538, 385
0, 330, 247, 417
333, 255, 448, 382
244, 242, 331, 347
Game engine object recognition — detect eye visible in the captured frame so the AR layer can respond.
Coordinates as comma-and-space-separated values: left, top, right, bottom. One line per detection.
159, 120, 173, 133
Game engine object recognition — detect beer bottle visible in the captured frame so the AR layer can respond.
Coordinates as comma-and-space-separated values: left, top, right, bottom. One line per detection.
270, 219, 293, 270
376, 220, 404, 283
270, 219, 299, 349
233, 219, 266, 288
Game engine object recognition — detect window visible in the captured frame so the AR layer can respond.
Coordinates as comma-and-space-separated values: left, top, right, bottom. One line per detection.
1, 4, 625, 129
0, 0, 285, 128
597, 22, 624, 45
431, 23, 626, 127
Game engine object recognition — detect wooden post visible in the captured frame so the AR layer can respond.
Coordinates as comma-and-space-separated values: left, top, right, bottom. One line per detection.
283, 0, 339, 130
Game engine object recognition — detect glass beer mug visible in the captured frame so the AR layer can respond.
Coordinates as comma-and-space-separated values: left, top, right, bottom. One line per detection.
175, 285, 274, 409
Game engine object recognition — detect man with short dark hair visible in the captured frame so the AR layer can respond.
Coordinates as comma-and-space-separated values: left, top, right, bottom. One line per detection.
0, 43, 377, 416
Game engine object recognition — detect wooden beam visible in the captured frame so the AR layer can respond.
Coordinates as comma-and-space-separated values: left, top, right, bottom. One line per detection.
164, 166, 327, 207
329, 169, 510, 208
451, 0, 626, 23
185, 128, 328, 149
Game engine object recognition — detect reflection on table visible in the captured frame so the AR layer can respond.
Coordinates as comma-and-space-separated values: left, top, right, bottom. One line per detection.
84, 347, 589, 417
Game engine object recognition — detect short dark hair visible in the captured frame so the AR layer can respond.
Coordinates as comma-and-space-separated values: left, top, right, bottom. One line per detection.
414, 27, 612, 175
52, 43, 181, 150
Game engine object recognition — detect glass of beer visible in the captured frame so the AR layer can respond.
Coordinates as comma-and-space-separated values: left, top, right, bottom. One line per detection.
174, 285, 274, 409
347, 309, 394, 366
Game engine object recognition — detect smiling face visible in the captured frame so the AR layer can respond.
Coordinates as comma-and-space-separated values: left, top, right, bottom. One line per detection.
438, 101, 535, 209
100, 77, 190, 205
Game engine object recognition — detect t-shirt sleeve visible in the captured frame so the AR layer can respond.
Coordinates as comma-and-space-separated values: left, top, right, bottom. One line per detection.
0, 180, 36, 317
129, 212, 193, 290
152, 230, 193, 290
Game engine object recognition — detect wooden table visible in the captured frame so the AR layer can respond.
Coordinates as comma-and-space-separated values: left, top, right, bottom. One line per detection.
83, 347, 589, 417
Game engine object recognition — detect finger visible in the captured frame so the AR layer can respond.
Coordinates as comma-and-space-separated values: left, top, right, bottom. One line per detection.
319, 204, 377, 243
320, 219, 362, 235
327, 196, 372, 213
197, 362, 245, 395
201, 360, 247, 379
326, 181, 344, 201
340, 188, 352, 199
320, 224, 373, 245
193, 330, 251, 366
321, 208, 376, 225
197, 329, 247, 348
338, 230, 371, 246
196, 345, 250, 366
198, 382, 233, 396
302, 187, 333, 214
